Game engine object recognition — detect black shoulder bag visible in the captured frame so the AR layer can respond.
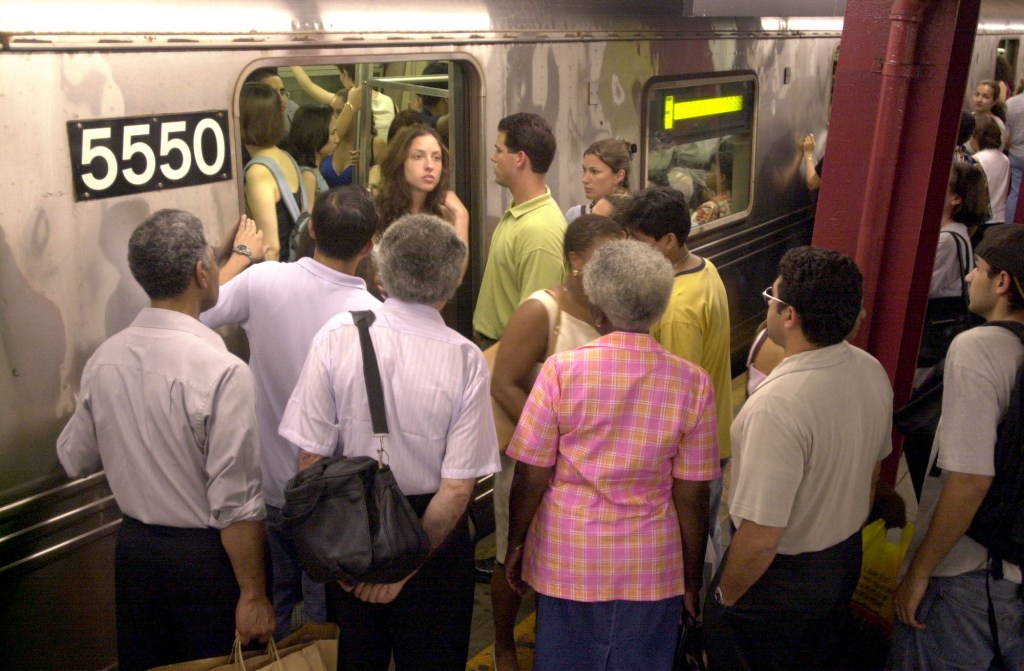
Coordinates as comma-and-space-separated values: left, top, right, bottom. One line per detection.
282, 310, 432, 584
917, 231, 974, 367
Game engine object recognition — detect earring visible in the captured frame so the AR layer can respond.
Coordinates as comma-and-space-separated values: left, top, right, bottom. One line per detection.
572, 269, 581, 278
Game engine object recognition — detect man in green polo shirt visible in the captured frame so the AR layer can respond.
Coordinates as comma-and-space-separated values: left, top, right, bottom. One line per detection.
474, 112, 565, 671
473, 113, 566, 348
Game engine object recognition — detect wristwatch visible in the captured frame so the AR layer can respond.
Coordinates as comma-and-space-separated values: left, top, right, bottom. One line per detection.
232, 244, 256, 264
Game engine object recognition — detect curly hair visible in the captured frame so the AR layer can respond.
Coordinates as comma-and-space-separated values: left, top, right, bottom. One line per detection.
777, 246, 863, 347
376, 214, 466, 304
582, 239, 674, 332
376, 125, 450, 228
128, 209, 208, 300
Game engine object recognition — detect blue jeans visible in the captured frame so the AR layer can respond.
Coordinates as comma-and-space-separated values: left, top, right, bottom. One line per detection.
534, 593, 682, 671
890, 571, 1024, 670
1007, 152, 1023, 225
265, 504, 326, 639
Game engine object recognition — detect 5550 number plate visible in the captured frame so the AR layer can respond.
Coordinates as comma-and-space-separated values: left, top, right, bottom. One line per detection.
67, 111, 232, 201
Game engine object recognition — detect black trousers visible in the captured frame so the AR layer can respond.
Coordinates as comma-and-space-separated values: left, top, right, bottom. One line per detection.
115, 516, 239, 671
326, 493, 475, 671
703, 531, 862, 671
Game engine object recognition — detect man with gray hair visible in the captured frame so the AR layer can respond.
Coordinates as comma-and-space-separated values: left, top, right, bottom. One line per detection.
57, 209, 274, 670
280, 214, 501, 669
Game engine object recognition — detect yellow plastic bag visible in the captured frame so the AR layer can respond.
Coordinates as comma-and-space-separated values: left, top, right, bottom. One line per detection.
851, 519, 915, 630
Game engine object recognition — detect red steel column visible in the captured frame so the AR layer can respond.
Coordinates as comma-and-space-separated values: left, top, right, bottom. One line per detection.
812, 0, 981, 482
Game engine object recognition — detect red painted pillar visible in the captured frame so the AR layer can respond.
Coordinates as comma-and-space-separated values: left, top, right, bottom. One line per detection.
812, 0, 981, 482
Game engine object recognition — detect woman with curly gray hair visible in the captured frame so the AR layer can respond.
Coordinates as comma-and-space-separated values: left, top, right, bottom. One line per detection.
504, 239, 721, 671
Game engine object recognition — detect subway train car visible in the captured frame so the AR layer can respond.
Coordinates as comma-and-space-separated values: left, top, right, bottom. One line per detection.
2, 1, 1022, 668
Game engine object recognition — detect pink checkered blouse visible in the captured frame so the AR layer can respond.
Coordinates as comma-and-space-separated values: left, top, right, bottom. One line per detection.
507, 331, 720, 602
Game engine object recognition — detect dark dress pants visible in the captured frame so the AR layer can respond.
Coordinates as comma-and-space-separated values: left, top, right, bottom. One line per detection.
114, 516, 239, 671
703, 530, 862, 671
326, 493, 475, 671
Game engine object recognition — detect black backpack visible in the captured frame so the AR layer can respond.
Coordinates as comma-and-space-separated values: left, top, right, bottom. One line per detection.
965, 320, 1024, 574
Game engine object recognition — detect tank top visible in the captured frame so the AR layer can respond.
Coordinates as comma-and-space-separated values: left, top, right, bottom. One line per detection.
524, 289, 600, 386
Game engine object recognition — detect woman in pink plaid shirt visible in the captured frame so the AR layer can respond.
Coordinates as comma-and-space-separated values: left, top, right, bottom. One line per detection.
505, 239, 721, 671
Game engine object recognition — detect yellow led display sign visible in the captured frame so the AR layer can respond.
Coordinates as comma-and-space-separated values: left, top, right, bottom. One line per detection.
663, 94, 744, 130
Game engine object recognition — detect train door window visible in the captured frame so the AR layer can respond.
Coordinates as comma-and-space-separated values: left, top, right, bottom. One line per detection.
643, 74, 755, 231
997, 39, 1019, 93
238, 58, 475, 334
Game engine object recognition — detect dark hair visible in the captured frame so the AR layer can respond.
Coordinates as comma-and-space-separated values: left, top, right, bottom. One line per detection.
986, 262, 1024, 311
311, 186, 380, 260
377, 126, 450, 227
419, 62, 448, 108
387, 109, 428, 143
564, 214, 623, 266
128, 209, 208, 300
777, 246, 863, 347
584, 138, 634, 192
972, 113, 1002, 151
949, 162, 990, 226
619, 186, 691, 244
957, 111, 976, 146
979, 80, 1007, 122
338, 64, 355, 81
498, 112, 557, 174
286, 104, 332, 168
245, 67, 279, 84
240, 82, 285, 148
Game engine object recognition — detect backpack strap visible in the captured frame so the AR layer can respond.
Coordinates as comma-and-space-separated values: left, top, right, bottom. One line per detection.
244, 155, 309, 224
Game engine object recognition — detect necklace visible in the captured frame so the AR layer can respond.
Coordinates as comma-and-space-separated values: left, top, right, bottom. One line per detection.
672, 250, 692, 271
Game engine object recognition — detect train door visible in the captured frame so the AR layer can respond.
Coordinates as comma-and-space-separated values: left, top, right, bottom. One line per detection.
249, 58, 478, 336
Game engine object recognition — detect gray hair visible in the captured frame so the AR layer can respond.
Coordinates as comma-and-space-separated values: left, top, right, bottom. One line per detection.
128, 209, 208, 300
375, 213, 466, 304
582, 239, 674, 332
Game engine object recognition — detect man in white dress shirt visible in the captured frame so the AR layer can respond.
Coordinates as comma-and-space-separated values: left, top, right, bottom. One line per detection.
281, 213, 501, 670
202, 185, 381, 638
57, 210, 274, 670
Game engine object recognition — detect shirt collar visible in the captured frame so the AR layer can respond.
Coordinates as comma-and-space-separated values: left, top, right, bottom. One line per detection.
297, 257, 370, 290
509, 187, 554, 219
131, 307, 226, 350
583, 330, 660, 351
381, 298, 446, 326
767, 341, 852, 379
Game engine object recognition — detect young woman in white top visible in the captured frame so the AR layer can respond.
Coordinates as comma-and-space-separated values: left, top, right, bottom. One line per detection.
971, 80, 1007, 150
970, 113, 1010, 225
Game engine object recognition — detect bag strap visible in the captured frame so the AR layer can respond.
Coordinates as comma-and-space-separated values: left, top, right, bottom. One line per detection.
244, 155, 309, 223
351, 311, 389, 437
946, 230, 970, 303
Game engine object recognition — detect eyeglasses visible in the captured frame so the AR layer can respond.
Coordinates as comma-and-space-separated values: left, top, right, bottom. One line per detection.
762, 286, 791, 308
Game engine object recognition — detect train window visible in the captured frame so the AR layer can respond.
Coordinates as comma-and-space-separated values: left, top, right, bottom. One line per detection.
643, 74, 755, 230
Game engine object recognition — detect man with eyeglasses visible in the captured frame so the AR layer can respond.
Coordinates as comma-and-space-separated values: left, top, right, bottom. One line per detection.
703, 246, 893, 670
246, 67, 298, 133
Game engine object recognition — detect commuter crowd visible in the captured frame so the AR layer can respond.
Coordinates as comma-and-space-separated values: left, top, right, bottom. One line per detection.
56, 63, 1024, 671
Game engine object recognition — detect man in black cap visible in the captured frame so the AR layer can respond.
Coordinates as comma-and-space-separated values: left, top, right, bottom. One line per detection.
892, 224, 1024, 670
